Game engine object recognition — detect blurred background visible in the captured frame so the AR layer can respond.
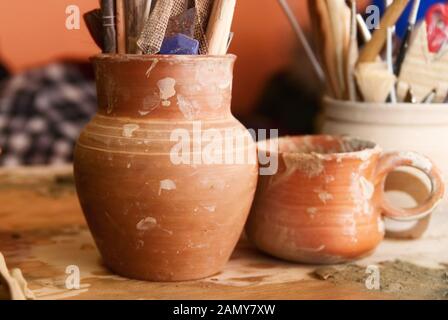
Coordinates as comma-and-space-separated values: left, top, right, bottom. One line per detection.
0, 0, 371, 166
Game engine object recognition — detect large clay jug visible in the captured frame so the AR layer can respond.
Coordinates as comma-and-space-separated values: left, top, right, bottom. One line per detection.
74, 54, 258, 281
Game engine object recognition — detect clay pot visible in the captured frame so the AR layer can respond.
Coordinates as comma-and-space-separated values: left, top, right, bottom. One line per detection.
74, 54, 258, 281
321, 97, 448, 238
246, 135, 444, 264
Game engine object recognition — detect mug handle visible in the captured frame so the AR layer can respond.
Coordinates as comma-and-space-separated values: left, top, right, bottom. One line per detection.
375, 152, 445, 221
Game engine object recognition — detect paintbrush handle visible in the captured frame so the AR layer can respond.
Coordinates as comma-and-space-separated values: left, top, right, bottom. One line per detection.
101, 0, 117, 54
395, 0, 421, 75
395, 24, 412, 75
206, 0, 237, 55
116, 0, 126, 54
357, 0, 409, 64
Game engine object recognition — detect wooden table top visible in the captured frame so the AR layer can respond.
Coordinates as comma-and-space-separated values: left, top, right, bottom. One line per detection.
0, 166, 413, 300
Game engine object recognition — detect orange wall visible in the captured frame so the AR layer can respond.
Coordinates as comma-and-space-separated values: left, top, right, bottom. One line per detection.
0, 1, 367, 114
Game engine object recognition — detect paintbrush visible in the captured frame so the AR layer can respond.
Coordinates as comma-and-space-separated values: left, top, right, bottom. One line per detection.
385, 0, 397, 103
84, 9, 104, 50
101, 0, 117, 53
357, 14, 372, 43
357, 0, 410, 65
326, 0, 351, 99
355, 62, 397, 103
346, 0, 358, 101
308, 0, 341, 97
395, 0, 421, 76
422, 88, 437, 103
279, 0, 326, 84
206, 0, 237, 55
404, 87, 417, 103
116, 0, 126, 54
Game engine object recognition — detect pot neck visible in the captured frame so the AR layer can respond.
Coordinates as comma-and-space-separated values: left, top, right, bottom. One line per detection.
93, 55, 235, 121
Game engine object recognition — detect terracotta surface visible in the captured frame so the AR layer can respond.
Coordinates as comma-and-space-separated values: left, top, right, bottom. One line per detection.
0, 166, 395, 300
74, 55, 258, 281
246, 135, 445, 264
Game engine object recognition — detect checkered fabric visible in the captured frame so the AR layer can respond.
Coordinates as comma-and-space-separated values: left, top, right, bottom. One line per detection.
0, 63, 97, 166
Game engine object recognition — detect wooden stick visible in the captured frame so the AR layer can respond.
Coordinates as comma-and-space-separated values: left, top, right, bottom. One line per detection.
206, 0, 237, 55
309, 0, 341, 97
357, 0, 410, 65
346, 0, 359, 101
326, 0, 350, 98
385, 0, 397, 103
116, 0, 126, 54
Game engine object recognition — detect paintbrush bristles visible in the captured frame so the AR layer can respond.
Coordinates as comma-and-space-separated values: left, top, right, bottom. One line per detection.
84, 9, 104, 50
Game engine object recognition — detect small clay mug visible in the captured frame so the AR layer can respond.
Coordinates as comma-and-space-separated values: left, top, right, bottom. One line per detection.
246, 135, 445, 264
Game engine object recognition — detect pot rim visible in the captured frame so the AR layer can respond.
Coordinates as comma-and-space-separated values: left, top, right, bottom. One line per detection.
257, 135, 382, 161
90, 53, 237, 63
323, 96, 448, 125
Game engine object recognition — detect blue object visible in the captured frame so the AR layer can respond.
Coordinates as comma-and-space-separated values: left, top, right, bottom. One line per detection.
159, 33, 199, 55
370, 0, 446, 38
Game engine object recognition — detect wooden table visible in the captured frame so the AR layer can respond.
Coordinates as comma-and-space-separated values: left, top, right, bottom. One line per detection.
3, 165, 438, 300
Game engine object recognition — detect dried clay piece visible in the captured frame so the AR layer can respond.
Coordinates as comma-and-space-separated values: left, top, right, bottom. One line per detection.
0, 252, 34, 300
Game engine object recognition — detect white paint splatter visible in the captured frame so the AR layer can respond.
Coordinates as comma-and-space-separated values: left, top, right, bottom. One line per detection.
122, 124, 139, 138
159, 179, 176, 195
359, 176, 374, 200
138, 110, 151, 116
377, 217, 385, 234
177, 95, 199, 120
399, 151, 433, 172
325, 175, 335, 184
203, 205, 216, 213
145, 59, 159, 78
307, 207, 318, 216
136, 217, 157, 231
314, 189, 333, 204
298, 245, 326, 252
157, 77, 176, 100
